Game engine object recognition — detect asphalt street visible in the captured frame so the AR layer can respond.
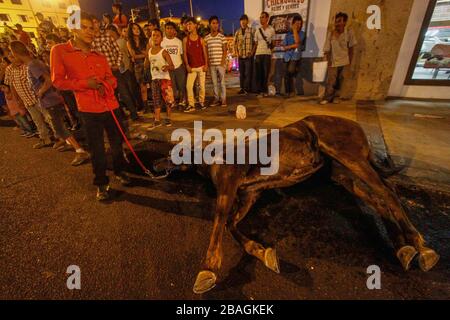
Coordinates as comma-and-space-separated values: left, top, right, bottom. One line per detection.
0, 115, 449, 300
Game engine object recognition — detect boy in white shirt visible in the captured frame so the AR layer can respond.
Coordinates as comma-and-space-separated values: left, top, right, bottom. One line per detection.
147, 29, 175, 129
162, 22, 187, 108
252, 11, 275, 97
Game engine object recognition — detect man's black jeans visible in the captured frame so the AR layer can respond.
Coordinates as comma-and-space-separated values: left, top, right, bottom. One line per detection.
238, 57, 252, 92
254, 54, 271, 94
79, 109, 126, 186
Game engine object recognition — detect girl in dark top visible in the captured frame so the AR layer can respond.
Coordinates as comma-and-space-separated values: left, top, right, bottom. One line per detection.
127, 23, 149, 104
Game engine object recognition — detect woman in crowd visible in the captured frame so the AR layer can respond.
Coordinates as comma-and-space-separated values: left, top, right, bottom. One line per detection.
127, 23, 149, 105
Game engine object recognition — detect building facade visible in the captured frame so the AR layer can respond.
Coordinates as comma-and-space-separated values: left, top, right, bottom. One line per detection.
245, 0, 450, 100
0, 0, 80, 41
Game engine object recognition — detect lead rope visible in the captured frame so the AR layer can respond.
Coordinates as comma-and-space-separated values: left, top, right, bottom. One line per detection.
98, 81, 169, 179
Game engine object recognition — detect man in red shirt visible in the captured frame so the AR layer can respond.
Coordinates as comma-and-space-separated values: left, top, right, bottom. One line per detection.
51, 12, 131, 201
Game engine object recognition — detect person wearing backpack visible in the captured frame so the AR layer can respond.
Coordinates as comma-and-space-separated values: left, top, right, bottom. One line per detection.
252, 12, 275, 98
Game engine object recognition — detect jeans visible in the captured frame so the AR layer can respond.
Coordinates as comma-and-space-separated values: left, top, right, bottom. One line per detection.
210, 65, 226, 103
324, 66, 345, 102
254, 54, 271, 94
169, 65, 187, 103
122, 69, 145, 111
60, 90, 79, 125
113, 70, 138, 120
79, 109, 126, 186
25, 102, 51, 141
186, 67, 206, 107
238, 57, 252, 92
14, 113, 33, 134
284, 60, 301, 94
41, 104, 71, 140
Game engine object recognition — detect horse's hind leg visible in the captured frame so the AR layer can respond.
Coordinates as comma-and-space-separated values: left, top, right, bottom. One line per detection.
227, 174, 313, 274
332, 161, 439, 272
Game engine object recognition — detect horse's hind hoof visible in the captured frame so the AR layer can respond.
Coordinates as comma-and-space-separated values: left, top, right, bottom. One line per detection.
264, 248, 280, 274
396, 246, 418, 271
419, 249, 439, 272
193, 270, 217, 294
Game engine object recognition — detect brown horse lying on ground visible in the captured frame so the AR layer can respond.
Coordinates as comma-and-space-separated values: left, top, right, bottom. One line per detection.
153, 115, 440, 294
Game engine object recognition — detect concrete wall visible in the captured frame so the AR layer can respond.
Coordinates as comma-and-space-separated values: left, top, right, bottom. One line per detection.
245, 0, 427, 100
329, 0, 415, 100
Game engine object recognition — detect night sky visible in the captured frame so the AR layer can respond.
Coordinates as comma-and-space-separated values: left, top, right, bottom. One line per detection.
78, 0, 244, 34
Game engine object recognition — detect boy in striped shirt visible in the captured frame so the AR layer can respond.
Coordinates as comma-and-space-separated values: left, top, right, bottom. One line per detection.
205, 16, 228, 107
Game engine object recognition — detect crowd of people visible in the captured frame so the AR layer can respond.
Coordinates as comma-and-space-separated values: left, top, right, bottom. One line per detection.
0, 3, 356, 201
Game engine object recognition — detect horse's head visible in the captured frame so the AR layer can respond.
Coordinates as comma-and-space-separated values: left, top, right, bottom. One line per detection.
153, 151, 193, 177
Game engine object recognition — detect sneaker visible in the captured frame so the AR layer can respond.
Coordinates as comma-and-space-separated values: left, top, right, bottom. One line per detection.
333, 98, 341, 104
238, 89, 246, 95
53, 140, 66, 150
25, 132, 37, 138
184, 105, 196, 113
221, 101, 228, 107
319, 100, 329, 105
96, 185, 111, 201
71, 151, 90, 166
210, 100, 221, 107
199, 103, 207, 110
20, 132, 29, 137
146, 120, 162, 131
33, 139, 53, 149
257, 93, 265, 98
164, 119, 172, 127
70, 123, 81, 131
115, 172, 132, 186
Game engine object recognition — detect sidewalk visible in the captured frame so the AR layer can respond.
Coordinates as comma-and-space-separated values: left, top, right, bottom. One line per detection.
127, 88, 450, 190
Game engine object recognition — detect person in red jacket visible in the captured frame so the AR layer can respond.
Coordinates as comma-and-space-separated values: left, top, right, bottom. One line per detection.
51, 12, 131, 201
112, 3, 128, 29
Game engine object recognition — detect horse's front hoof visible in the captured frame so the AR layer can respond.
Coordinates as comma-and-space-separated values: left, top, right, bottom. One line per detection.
418, 249, 439, 272
264, 248, 280, 274
193, 270, 217, 294
396, 245, 418, 271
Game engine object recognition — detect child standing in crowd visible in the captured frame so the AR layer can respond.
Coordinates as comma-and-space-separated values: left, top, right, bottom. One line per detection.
282, 15, 305, 97
4, 50, 53, 149
321, 12, 357, 105
10, 41, 90, 166
162, 22, 187, 109
0, 82, 36, 138
183, 17, 208, 113
253, 12, 275, 97
234, 14, 254, 95
147, 29, 175, 129
51, 12, 131, 201
205, 16, 228, 107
